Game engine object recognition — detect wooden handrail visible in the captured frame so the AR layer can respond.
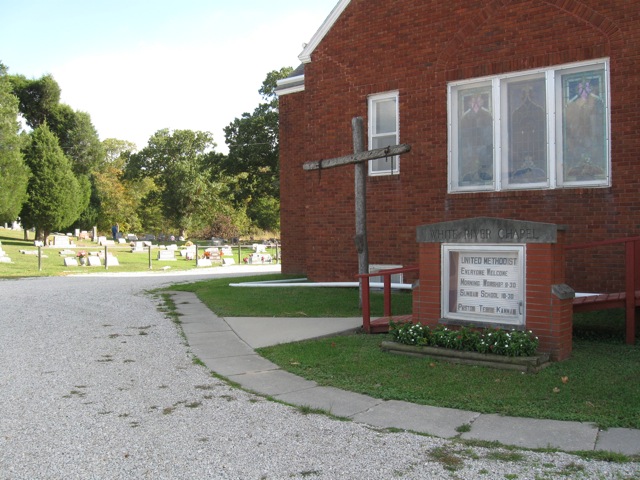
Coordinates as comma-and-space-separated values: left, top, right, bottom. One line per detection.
566, 237, 640, 345
356, 265, 419, 333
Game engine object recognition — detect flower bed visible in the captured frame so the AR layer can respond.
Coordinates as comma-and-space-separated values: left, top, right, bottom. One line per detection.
389, 322, 539, 356
384, 322, 550, 373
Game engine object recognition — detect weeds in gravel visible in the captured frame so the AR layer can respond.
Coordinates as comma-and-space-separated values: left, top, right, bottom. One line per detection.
429, 445, 465, 471
456, 423, 472, 433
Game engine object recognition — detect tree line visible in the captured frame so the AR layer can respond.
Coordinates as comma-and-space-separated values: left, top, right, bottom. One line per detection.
0, 61, 291, 241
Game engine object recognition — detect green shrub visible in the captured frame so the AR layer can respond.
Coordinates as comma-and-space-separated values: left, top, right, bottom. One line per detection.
389, 322, 539, 357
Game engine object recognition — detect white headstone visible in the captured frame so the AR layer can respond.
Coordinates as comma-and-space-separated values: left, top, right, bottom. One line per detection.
54, 235, 70, 247
87, 256, 102, 267
106, 257, 120, 266
158, 250, 176, 261
64, 257, 79, 266
197, 258, 213, 267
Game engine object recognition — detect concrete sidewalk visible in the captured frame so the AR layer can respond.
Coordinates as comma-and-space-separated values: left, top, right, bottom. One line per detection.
166, 290, 640, 456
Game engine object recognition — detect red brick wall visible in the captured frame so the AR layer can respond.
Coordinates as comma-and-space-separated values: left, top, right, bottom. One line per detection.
279, 92, 308, 275
279, 0, 640, 291
412, 233, 574, 360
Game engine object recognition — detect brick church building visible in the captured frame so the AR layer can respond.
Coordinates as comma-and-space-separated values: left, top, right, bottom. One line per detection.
276, 0, 639, 295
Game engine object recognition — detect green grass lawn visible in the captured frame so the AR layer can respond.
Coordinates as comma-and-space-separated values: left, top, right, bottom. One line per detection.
170, 276, 640, 430
170, 274, 413, 317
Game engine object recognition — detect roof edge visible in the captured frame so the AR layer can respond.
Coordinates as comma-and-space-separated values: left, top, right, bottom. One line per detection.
298, 0, 351, 64
275, 74, 305, 96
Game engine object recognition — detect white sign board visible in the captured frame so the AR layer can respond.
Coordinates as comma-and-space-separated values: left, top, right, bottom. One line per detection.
442, 245, 524, 326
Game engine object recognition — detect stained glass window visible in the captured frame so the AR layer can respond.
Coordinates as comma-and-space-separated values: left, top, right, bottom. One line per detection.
448, 59, 609, 192
561, 70, 607, 184
506, 77, 547, 186
457, 86, 494, 188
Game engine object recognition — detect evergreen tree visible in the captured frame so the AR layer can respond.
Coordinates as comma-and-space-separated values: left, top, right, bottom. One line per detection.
0, 63, 29, 223
20, 124, 82, 240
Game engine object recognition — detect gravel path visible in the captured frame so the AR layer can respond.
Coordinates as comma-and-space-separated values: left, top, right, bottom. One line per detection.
1, 273, 638, 479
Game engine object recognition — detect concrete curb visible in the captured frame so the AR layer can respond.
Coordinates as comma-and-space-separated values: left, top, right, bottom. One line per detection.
165, 291, 640, 456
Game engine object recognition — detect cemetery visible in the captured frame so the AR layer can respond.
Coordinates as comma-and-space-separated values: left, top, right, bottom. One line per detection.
0, 226, 280, 275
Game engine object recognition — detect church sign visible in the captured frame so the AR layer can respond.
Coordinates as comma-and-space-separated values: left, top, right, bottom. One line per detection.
443, 245, 524, 326
417, 217, 560, 330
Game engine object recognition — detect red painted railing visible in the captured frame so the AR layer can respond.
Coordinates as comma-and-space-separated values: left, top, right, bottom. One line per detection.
566, 236, 640, 345
356, 265, 419, 333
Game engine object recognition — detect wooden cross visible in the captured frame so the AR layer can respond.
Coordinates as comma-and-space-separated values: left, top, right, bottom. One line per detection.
302, 116, 411, 307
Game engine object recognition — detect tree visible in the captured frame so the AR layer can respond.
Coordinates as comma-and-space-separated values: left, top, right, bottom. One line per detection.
103, 138, 136, 168
48, 105, 105, 176
125, 129, 223, 238
20, 124, 83, 240
222, 67, 292, 231
0, 63, 29, 222
10, 74, 61, 129
11, 73, 103, 231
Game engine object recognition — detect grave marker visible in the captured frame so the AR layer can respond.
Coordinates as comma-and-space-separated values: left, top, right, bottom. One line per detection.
157, 250, 176, 261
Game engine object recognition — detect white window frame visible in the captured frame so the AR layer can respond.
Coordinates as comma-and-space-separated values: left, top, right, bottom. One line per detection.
441, 244, 525, 328
448, 59, 610, 192
368, 91, 400, 176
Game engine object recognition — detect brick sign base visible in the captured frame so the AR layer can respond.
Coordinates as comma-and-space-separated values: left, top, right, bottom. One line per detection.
412, 217, 574, 361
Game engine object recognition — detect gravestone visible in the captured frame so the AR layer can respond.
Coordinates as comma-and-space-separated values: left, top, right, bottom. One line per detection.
132, 241, 145, 252
0, 242, 11, 263
106, 257, 120, 266
64, 257, 79, 267
87, 255, 102, 267
53, 235, 70, 247
180, 246, 197, 259
413, 217, 573, 361
223, 258, 235, 266
158, 250, 176, 261
197, 258, 213, 267
203, 248, 220, 261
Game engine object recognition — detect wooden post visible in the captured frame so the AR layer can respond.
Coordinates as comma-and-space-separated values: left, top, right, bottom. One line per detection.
353, 117, 368, 308
302, 118, 411, 313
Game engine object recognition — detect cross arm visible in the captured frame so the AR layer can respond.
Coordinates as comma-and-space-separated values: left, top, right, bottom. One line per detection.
303, 144, 411, 171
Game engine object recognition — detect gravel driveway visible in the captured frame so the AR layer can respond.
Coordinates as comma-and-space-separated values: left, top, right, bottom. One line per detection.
1, 271, 637, 479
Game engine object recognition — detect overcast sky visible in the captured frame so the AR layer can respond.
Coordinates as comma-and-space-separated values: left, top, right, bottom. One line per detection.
1, 0, 337, 153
